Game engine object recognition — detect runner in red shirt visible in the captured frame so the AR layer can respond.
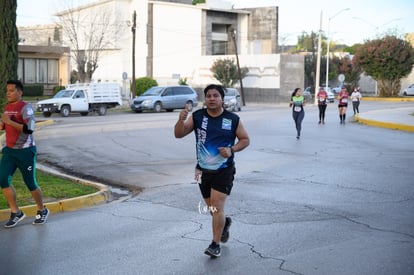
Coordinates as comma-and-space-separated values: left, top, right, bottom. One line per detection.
337, 86, 349, 124
0, 80, 50, 228
316, 87, 328, 124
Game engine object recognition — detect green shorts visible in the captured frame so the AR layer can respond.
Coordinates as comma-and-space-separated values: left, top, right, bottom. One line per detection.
0, 146, 39, 191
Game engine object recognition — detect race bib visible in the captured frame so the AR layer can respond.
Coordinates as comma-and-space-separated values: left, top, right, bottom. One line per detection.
342, 99, 348, 103
294, 106, 301, 112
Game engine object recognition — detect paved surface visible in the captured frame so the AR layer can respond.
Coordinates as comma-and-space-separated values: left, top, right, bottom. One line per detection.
0, 99, 413, 275
1, 98, 413, 221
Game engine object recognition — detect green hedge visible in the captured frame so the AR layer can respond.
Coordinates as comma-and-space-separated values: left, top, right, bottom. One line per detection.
53, 85, 66, 95
23, 84, 43, 96
134, 77, 158, 96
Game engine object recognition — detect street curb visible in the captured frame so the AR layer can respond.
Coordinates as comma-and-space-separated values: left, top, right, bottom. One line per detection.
362, 97, 414, 102
0, 119, 110, 222
0, 163, 110, 221
352, 97, 414, 132
354, 114, 414, 132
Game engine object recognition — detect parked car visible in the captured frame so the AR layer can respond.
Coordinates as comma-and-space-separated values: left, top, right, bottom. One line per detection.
130, 85, 199, 113
303, 86, 313, 102
223, 88, 242, 112
402, 84, 414, 96
327, 90, 335, 103
317, 87, 335, 103
332, 85, 342, 94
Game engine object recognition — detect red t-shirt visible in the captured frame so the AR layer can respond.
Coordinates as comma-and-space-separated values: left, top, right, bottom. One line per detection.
4, 101, 35, 148
317, 91, 327, 105
338, 91, 349, 105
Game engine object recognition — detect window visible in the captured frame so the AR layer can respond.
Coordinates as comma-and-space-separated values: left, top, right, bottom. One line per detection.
212, 41, 227, 55
18, 58, 59, 85
212, 24, 229, 55
48, 60, 59, 83
24, 59, 36, 83
175, 87, 192, 95
163, 87, 174, 96
38, 59, 48, 83
74, 90, 85, 98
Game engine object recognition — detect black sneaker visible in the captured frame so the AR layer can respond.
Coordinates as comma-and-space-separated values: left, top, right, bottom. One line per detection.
4, 211, 26, 228
33, 207, 49, 225
204, 241, 221, 257
221, 217, 232, 243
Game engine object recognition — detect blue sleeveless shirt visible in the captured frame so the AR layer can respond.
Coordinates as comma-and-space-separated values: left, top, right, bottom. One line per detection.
192, 108, 239, 170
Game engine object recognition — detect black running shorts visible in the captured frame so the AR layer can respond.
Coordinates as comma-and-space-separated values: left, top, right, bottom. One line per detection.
198, 165, 235, 198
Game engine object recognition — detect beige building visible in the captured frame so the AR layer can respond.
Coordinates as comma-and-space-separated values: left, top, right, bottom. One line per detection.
18, 25, 70, 95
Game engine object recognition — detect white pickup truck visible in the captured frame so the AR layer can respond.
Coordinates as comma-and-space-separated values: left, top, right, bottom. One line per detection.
36, 83, 122, 117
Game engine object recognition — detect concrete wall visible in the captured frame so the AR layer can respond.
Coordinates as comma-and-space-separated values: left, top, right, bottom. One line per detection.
280, 54, 305, 100
245, 7, 278, 54
193, 53, 304, 104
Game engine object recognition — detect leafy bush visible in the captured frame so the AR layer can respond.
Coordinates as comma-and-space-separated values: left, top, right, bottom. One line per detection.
134, 77, 158, 96
178, 77, 188, 85
192, 0, 206, 4
53, 85, 66, 95
210, 58, 249, 88
23, 84, 43, 96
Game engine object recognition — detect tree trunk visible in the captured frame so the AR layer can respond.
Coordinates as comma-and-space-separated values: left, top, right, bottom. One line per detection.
378, 79, 401, 97
0, 0, 18, 108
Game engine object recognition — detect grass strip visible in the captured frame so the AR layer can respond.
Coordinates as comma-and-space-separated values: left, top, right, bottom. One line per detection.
0, 163, 98, 210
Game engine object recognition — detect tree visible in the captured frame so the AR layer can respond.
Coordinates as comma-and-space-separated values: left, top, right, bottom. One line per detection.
0, 0, 18, 108
210, 58, 248, 88
353, 35, 414, 96
134, 77, 158, 96
297, 31, 328, 89
343, 44, 362, 55
58, 3, 121, 83
334, 55, 362, 90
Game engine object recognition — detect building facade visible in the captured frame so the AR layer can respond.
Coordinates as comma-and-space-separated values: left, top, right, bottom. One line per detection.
21, 0, 304, 102
18, 25, 70, 95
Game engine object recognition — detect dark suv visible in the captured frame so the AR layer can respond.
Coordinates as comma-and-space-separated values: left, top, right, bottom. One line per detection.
130, 85, 199, 113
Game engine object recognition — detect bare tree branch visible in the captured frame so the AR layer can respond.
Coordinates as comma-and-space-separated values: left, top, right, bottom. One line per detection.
57, 1, 121, 82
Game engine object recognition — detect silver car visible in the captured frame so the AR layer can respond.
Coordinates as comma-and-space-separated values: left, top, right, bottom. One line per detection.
327, 89, 335, 103
303, 86, 313, 102
319, 87, 335, 103
223, 88, 242, 112
130, 85, 199, 113
403, 84, 414, 96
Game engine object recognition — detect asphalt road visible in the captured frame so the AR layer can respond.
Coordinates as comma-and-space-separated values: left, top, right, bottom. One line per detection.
0, 101, 413, 275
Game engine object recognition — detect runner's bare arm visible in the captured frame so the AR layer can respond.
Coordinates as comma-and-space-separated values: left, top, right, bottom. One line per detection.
174, 109, 194, 138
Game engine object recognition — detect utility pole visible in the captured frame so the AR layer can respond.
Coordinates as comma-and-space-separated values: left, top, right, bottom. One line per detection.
231, 29, 245, 106
314, 11, 323, 105
131, 10, 136, 98
326, 8, 350, 89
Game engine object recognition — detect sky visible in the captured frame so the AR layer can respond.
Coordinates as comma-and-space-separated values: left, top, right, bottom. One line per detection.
16, 0, 414, 46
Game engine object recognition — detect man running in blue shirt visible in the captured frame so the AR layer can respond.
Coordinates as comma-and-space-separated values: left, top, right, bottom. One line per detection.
174, 84, 250, 257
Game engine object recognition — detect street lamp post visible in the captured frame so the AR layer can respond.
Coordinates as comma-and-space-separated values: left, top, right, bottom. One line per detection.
314, 11, 323, 105
325, 8, 350, 89
131, 10, 137, 98
231, 29, 245, 106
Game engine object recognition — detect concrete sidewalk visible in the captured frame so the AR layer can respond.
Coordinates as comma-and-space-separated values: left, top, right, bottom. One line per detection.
355, 105, 414, 132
